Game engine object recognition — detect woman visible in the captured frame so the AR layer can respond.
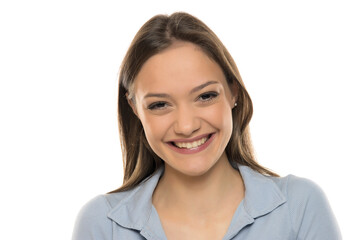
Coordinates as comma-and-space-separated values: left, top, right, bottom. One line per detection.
72, 12, 341, 239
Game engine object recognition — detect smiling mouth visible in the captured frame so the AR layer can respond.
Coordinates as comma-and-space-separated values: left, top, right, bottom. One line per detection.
171, 134, 212, 149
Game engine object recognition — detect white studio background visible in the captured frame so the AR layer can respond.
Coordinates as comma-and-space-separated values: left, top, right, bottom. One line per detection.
0, 0, 359, 239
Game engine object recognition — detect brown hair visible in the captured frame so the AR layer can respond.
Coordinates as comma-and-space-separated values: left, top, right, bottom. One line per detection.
110, 12, 278, 193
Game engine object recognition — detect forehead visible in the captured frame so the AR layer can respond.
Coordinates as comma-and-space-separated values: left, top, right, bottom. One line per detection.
133, 41, 228, 98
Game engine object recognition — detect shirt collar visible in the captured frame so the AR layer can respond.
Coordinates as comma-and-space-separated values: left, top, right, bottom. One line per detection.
107, 166, 166, 238
107, 164, 286, 236
239, 164, 286, 218
224, 164, 287, 239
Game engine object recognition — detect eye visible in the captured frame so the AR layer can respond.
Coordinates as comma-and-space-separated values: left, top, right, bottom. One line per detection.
198, 92, 219, 102
147, 101, 168, 110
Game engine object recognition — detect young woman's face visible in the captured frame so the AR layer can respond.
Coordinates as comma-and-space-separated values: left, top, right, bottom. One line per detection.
131, 41, 236, 177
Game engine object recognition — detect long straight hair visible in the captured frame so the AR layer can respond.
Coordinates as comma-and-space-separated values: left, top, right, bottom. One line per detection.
110, 12, 278, 193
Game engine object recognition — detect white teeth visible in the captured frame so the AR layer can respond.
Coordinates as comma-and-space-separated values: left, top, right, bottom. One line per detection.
174, 137, 208, 149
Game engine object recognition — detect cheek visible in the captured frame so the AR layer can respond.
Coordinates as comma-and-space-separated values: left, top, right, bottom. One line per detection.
140, 114, 171, 144
202, 102, 233, 131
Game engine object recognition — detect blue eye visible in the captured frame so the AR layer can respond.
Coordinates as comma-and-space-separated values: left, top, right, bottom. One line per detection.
198, 92, 219, 102
148, 101, 168, 110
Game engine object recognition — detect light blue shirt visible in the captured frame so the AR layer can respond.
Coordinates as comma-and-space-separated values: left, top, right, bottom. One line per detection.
72, 164, 341, 239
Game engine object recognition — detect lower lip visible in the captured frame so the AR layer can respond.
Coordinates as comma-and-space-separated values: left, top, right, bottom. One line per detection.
166, 133, 216, 155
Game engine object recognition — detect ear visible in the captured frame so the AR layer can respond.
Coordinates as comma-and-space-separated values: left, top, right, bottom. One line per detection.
230, 82, 239, 107
126, 92, 138, 117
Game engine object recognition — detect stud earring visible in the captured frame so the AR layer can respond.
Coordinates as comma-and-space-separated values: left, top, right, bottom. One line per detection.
234, 102, 238, 107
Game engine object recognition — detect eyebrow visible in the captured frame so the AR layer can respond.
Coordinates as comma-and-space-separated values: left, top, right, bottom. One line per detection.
143, 81, 220, 99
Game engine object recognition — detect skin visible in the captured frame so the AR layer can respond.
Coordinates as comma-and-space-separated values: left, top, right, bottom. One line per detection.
129, 41, 245, 240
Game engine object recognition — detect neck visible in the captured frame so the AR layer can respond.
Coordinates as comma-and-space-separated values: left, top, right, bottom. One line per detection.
152, 154, 244, 217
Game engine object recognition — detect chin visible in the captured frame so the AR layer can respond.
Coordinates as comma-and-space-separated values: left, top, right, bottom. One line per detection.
181, 168, 210, 177
167, 158, 218, 177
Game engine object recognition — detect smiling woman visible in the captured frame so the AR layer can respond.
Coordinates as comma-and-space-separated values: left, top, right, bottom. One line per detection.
128, 41, 238, 178
72, 12, 341, 240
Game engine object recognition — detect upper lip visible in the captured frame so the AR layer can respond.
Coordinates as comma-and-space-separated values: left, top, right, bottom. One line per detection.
167, 133, 213, 143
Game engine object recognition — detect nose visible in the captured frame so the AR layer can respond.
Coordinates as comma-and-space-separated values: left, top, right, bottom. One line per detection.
173, 105, 201, 136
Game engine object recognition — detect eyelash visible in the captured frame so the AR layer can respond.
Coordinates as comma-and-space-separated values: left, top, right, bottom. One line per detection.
197, 91, 219, 102
147, 92, 219, 110
147, 101, 168, 110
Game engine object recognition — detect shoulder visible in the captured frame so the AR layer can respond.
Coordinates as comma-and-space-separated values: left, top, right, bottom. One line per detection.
270, 174, 325, 203
270, 174, 333, 218
72, 186, 146, 240
72, 195, 113, 240
269, 174, 342, 239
